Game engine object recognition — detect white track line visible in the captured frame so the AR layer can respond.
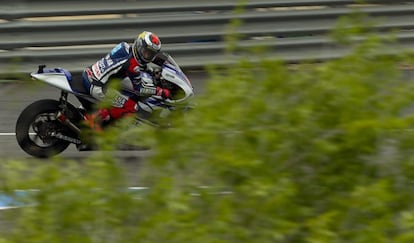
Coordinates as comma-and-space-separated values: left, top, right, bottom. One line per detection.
0, 133, 36, 136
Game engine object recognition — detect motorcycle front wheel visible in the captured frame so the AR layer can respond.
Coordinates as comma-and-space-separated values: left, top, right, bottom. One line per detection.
15, 99, 79, 158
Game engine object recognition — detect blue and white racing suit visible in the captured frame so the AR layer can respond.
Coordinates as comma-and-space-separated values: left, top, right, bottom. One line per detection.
81, 42, 170, 120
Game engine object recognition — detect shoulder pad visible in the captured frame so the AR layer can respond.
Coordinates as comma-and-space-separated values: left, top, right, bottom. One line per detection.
109, 42, 130, 59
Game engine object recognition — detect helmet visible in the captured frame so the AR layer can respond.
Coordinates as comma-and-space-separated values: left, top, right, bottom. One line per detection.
132, 31, 161, 63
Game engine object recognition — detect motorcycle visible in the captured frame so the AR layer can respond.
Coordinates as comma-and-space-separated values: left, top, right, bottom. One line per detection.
15, 53, 194, 158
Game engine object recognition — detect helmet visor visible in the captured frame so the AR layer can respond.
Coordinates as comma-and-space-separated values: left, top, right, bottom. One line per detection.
140, 47, 157, 62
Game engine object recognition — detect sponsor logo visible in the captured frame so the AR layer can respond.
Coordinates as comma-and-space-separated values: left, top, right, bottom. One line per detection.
92, 63, 102, 79
140, 87, 156, 95
98, 60, 106, 73
105, 56, 114, 66
110, 43, 123, 55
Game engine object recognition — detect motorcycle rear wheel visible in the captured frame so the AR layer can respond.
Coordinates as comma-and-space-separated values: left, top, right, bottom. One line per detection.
15, 99, 79, 158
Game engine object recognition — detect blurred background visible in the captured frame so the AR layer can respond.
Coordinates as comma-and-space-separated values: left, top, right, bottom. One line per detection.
2, 1, 414, 241
1, 0, 413, 76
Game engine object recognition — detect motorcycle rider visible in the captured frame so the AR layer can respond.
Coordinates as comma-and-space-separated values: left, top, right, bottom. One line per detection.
81, 31, 171, 130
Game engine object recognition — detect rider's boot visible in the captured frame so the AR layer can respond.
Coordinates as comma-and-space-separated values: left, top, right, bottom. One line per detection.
76, 109, 110, 151
84, 109, 111, 131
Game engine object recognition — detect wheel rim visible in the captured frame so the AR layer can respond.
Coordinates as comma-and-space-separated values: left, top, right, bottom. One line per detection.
30, 112, 61, 148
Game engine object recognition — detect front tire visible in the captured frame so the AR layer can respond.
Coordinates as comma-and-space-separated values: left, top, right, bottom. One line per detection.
15, 99, 78, 158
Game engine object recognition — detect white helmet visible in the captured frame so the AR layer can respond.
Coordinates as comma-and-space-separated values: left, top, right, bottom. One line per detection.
132, 31, 161, 63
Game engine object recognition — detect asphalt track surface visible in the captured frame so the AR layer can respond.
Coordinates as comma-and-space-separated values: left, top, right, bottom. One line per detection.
0, 71, 208, 161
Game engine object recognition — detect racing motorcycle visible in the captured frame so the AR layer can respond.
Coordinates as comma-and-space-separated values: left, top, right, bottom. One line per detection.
15, 53, 194, 158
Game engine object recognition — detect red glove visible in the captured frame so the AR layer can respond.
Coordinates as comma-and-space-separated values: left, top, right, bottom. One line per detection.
156, 87, 171, 99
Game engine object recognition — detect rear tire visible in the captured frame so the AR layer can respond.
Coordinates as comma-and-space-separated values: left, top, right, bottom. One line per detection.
15, 99, 79, 158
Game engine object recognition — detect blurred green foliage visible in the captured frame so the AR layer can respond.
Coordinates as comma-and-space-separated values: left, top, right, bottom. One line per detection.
2, 10, 414, 243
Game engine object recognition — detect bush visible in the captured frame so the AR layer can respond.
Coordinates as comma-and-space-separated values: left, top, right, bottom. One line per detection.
2, 15, 414, 243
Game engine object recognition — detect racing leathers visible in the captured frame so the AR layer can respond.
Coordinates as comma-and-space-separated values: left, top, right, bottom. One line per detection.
81, 42, 170, 126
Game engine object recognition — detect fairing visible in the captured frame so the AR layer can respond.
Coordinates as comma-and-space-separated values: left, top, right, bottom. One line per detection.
31, 68, 74, 93
161, 55, 194, 104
